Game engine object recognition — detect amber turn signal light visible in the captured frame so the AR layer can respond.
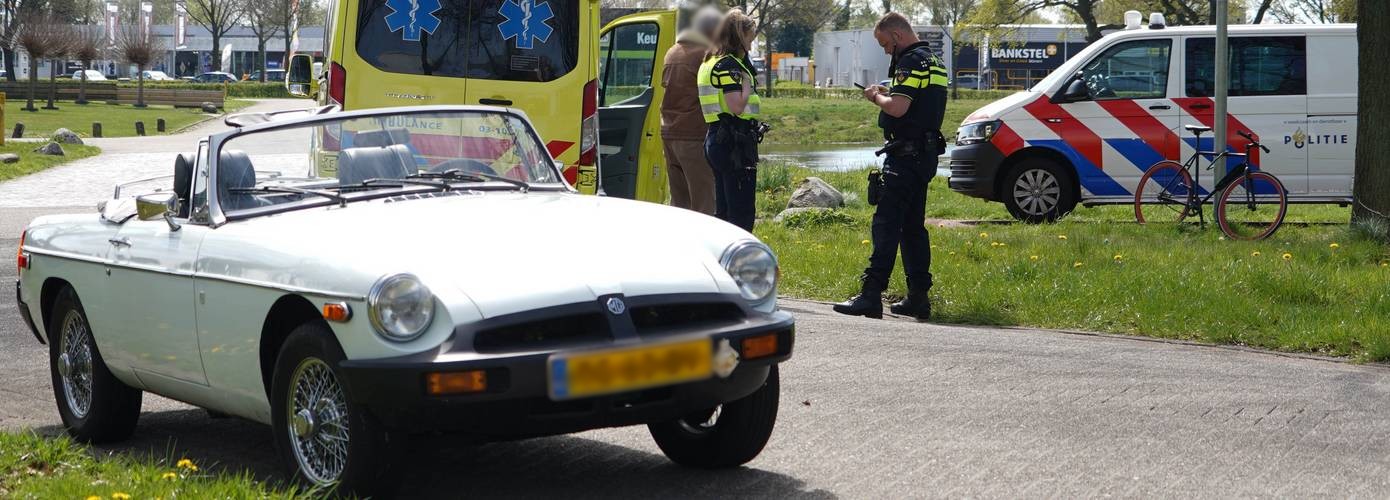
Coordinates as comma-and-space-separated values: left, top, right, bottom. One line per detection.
321, 302, 352, 322
426, 370, 487, 396
741, 334, 778, 360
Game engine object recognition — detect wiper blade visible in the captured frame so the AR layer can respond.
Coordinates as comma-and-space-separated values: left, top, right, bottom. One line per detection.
353, 178, 453, 191
230, 185, 349, 206
410, 169, 530, 192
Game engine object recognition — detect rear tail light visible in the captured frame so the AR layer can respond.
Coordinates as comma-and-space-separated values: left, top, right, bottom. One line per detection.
328, 62, 346, 108
579, 79, 598, 167
16, 229, 27, 273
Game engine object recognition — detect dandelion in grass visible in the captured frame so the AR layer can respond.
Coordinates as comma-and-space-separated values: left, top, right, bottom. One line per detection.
949, 251, 956, 256
990, 241, 1000, 247
1113, 254, 1123, 262
1073, 261, 1083, 268
1282, 252, 1293, 261
1329, 242, 1340, 249
112, 494, 131, 500
979, 232, 989, 239
1219, 236, 1226, 241
998, 242, 1006, 247
162, 471, 178, 480
87, 496, 101, 500
860, 239, 870, 245
1057, 235, 1068, 240
176, 458, 198, 471
1029, 255, 1039, 261
1251, 251, 1261, 257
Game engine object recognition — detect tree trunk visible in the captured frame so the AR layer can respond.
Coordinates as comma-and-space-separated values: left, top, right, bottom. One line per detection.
259, 41, 268, 82
1352, 0, 1390, 239
44, 60, 58, 110
211, 33, 223, 72
25, 58, 38, 111
1253, 0, 1274, 23
283, 31, 292, 70
136, 69, 147, 107
764, 33, 774, 98
3, 48, 15, 82
77, 69, 88, 104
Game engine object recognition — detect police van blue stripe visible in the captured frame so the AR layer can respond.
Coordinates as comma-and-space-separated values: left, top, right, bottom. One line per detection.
1030, 139, 1130, 197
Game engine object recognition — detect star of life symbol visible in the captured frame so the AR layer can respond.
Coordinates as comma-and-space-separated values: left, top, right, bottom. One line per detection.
498, 0, 555, 50
384, 0, 441, 42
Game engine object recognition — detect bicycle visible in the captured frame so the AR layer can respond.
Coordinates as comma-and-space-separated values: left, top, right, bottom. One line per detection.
1133, 124, 1288, 240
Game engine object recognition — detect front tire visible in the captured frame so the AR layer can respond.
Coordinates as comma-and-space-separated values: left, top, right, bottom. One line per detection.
49, 286, 142, 443
1001, 159, 1077, 223
271, 323, 399, 497
648, 365, 780, 469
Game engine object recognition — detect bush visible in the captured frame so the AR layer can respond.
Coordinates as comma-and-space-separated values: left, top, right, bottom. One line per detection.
782, 208, 856, 229
115, 81, 297, 98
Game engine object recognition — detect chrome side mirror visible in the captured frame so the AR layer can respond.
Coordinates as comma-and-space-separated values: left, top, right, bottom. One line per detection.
136, 192, 182, 231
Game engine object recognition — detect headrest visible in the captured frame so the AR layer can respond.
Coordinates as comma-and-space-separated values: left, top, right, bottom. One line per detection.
352, 128, 411, 148
337, 144, 413, 185
218, 150, 256, 191
173, 153, 194, 199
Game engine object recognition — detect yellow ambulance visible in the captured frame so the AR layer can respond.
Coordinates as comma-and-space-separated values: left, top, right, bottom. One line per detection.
287, 1, 678, 202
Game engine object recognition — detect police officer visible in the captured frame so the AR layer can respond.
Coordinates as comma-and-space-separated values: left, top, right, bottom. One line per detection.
833, 12, 947, 320
698, 9, 761, 232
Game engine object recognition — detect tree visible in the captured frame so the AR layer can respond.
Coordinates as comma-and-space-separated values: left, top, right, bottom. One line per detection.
244, 0, 282, 81
69, 24, 104, 104
722, 0, 842, 96
15, 12, 67, 111
1269, 0, 1355, 22
187, 0, 245, 73
1352, 0, 1388, 239
117, 23, 165, 107
1, 0, 50, 82
43, 23, 72, 110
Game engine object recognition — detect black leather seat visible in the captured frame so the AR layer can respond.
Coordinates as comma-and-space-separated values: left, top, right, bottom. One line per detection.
1184, 124, 1213, 134
218, 150, 261, 212
352, 128, 411, 148
173, 153, 194, 217
337, 144, 414, 185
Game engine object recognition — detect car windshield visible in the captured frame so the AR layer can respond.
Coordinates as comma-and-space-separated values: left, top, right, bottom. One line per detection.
212, 109, 562, 218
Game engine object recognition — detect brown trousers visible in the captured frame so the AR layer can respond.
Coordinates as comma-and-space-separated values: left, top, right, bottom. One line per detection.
663, 138, 716, 215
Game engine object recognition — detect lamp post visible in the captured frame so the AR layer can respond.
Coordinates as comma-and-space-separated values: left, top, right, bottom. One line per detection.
1213, 0, 1229, 181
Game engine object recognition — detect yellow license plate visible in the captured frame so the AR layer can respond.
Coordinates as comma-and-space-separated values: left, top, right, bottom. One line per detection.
548, 339, 713, 400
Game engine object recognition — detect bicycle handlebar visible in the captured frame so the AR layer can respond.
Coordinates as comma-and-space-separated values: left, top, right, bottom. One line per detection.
1237, 130, 1271, 154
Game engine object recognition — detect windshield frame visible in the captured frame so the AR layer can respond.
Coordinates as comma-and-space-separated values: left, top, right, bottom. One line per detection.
204, 105, 569, 227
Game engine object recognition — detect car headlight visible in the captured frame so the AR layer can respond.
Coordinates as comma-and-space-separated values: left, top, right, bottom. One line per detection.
721, 241, 778, 304
368, 273, 434, 342
956, 119, 1001, 146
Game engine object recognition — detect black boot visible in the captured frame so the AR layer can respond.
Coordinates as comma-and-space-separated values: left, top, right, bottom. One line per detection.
889, 287, 931, 320
833, 276, 884, 319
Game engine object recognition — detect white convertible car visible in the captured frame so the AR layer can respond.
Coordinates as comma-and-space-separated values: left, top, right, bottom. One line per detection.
14, 106, 795, 495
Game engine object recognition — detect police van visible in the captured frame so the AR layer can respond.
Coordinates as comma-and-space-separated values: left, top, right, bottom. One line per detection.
287, 1, 679, 202
948, 14, 1358, 222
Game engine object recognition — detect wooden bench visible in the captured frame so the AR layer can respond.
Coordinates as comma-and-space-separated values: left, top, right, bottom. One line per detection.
0, 82, 118, 101
108, 88, 225, 108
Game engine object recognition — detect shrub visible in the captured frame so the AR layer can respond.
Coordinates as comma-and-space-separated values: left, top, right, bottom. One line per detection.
757, 162, 794, 192
782, 209, 856, 229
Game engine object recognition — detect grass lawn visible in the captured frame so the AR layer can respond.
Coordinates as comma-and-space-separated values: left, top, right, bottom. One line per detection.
760, 97, 994, 145
754, 163, 1390, 361
3, 99, 249, 138
0, 431, 299, 498
0, 141, 101, 182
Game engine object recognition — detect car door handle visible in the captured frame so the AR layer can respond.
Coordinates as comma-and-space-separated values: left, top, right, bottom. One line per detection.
1149, 104, 1171, 110
479, 98, 513, 106
1190, 103, 1211, 110
108, 237, 131, 247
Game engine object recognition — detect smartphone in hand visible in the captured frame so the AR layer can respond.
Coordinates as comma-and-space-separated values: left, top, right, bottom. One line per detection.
854, 82, 866, 89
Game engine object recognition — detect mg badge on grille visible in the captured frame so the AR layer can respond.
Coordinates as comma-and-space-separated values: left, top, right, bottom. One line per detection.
605, 297, 626, 315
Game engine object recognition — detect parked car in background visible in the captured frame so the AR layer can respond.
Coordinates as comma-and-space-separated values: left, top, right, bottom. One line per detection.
246, 69, 286, 82
193, 71, 237, 83
70, 69, 106, 81
953, 74, 980, 89
141, 70, 175, 81
15, 105, 794, 498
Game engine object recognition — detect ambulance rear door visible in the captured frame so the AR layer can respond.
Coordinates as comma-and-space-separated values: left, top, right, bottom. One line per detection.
597, 10, 676, 202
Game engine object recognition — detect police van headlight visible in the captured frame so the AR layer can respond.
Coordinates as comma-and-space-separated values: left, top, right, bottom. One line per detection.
368, 273, 434, 342
721, 241, 778, 305
957, 120, 1001, 146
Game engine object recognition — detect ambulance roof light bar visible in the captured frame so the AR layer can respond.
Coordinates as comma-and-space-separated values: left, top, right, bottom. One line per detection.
1124, 11, 1143, 30
1149, 13, 1167, 29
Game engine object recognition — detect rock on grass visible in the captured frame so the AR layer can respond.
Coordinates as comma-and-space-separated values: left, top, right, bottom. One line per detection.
0, 153, 18, 163
33, 142, 64, 156
788, 176, 844, 209
51, 128, 83, 145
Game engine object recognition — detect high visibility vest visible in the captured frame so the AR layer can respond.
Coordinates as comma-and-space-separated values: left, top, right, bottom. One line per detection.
697, 55, 761, 123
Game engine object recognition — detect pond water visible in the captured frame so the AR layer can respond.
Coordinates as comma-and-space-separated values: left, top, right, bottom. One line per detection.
761, 143, 953, 178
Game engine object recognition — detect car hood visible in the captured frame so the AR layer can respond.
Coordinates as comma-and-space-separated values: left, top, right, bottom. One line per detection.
959, 90, 1039, 127
202, 192, 752, 318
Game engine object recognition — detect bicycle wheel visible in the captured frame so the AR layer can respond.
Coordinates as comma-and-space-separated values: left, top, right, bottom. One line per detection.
1216, 171, 1287, 240
1134, 161, 1195, 224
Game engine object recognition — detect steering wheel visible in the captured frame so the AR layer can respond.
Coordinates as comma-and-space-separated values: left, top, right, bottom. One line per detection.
428, 158, 499, 177
1084, 72, 1116, 99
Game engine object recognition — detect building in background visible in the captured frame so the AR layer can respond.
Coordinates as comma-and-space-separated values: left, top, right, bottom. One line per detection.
813, 24, 1091, 90
14, 24, 324, 80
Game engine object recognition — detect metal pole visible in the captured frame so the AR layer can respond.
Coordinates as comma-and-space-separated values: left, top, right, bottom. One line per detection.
1213, 0, 1229, 180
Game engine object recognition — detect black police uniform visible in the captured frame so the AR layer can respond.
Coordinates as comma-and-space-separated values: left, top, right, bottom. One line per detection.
835, 41, 947, 320
703, 56, 761, 232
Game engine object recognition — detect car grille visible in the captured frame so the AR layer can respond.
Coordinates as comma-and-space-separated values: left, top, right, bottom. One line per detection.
950, 159, 978, 178
630, 302, 745, 336
473, 313, 609, 353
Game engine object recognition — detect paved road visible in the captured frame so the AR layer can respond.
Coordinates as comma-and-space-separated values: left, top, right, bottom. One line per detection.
3, 208, 1389, 497
0, 99, 311, 208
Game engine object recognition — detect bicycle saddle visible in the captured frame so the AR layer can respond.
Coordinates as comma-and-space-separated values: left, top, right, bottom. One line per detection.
1184, 124, 1213, 134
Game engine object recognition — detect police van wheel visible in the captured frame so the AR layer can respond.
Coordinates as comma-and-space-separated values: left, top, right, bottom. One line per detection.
1002, 159, 1077, 223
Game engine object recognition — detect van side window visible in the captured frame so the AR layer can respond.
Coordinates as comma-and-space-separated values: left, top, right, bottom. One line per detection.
1186, 37, 1306, 97
354, 0, 578, 82
1079, 39, 1171, 100
598, 22, 659, 106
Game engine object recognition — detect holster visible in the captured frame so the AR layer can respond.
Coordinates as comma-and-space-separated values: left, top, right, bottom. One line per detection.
867, 169, 884, 206
718, 117, 760, 170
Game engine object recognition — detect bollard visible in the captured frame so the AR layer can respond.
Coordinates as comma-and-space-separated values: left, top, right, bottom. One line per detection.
11, 122, 23, 139
156, 118, 166, 133
134, 121, 145, 136
92, 122, 103, 138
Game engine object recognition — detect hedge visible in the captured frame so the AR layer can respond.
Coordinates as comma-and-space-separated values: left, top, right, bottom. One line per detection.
114, 81, 299, 98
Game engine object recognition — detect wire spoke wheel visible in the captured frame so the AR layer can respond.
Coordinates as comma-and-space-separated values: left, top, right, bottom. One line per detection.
1135, 161, 1195, 225
58, 310, 95, 419
1217, 171, 1287, 240
287, 357, 350, 485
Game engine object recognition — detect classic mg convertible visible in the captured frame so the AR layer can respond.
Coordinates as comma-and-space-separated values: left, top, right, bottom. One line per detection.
14, 106, 794, 495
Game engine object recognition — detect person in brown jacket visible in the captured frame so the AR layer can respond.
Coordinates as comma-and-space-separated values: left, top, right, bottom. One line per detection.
660, 7, 723, 214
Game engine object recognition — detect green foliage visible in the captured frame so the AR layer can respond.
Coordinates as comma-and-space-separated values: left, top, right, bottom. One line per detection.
782, 208, 857, 229
754, 164, 1390, 361
0, 142, 101, 182
114, 81, 299, 98
4, 99, 233, 139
